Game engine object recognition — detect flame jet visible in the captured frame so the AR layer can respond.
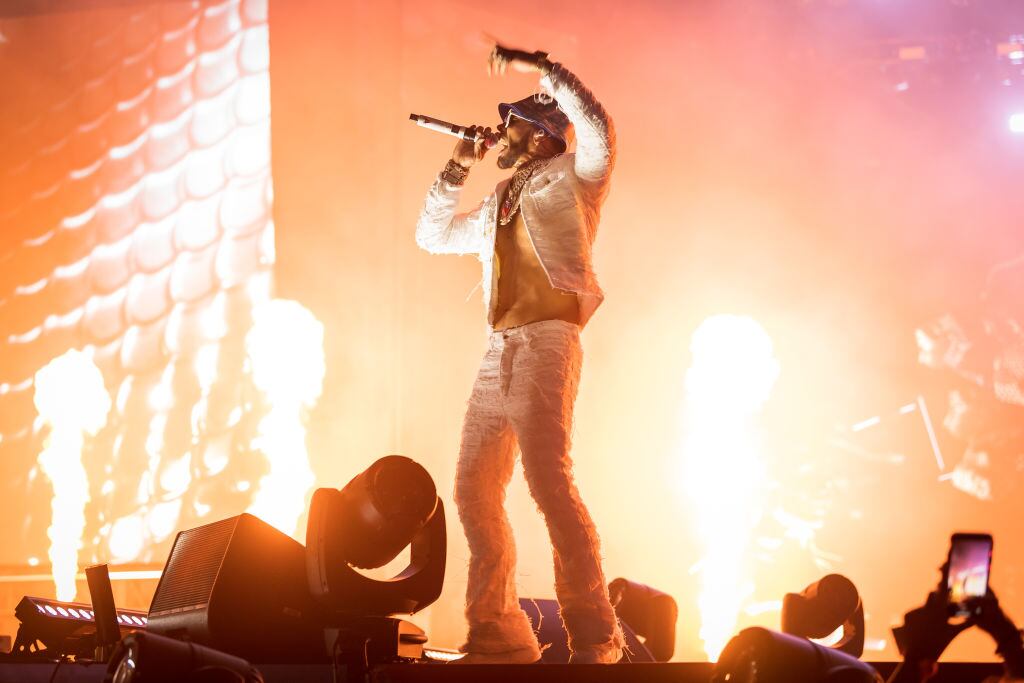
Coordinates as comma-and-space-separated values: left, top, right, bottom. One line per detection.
245, 299, 325, 538
34, 349, 112, 601
682, 315, 779, 661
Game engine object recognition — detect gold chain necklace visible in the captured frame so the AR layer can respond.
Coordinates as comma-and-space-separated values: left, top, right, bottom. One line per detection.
498, 157, 551, 226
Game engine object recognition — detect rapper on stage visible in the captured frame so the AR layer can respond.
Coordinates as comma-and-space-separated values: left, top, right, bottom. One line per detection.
415, 44, 623, 664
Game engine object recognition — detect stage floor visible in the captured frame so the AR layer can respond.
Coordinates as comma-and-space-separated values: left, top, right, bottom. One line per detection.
0, 660, 1006, 683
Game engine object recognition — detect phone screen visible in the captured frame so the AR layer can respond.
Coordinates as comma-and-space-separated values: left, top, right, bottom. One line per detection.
946, 534, 993, 614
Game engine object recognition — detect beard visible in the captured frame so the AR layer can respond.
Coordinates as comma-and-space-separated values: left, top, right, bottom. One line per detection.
496, 135, 529, 170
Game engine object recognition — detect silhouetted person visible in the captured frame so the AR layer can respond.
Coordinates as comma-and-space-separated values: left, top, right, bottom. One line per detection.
889, 587, 1023, 682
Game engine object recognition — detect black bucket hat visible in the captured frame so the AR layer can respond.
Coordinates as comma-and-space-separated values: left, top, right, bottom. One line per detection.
498, 93, 574, 152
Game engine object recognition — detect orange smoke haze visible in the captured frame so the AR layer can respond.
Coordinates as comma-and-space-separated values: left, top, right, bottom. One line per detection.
268, 0, 1024, 662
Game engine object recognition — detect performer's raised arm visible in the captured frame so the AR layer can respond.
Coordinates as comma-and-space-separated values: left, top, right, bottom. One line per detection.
488, 46, 616, 189
415, 125, 494, 256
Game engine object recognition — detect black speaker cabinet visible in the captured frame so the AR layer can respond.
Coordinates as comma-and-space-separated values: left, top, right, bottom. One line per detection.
146, 514, 324, 662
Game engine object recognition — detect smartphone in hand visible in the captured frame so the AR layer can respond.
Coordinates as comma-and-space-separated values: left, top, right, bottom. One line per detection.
944, 532, 993, 617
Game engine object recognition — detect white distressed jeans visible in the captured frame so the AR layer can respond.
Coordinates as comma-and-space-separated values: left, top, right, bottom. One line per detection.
454, 319, 622, 655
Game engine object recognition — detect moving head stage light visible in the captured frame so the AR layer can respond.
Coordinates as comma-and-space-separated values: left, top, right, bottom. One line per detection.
104, 632, 264, 683
782, 574, 865, 658
713, 627, 881, 683
305, 455, 446, 616
609, 577, 679, 662
306, 455, 446, 666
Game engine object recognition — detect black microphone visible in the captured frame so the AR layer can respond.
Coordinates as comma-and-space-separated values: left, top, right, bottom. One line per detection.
409, 113, 498, 147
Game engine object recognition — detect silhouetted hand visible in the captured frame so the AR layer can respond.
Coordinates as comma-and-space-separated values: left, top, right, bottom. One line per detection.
888, 591, 975, 682
895, 591, 974, 662
975, 591, 1024, 679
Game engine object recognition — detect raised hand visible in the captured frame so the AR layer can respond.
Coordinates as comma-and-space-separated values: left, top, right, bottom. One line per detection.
892, 590, 974, 662
974, 590, 1024, 678
487, 43, 548, 76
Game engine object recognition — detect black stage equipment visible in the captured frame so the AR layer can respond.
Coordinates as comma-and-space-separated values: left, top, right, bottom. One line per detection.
305, 455, 445, 616
12, 596, 148, 658
608, 577, 678, 662
519, 597, 654, 663
86, 564, 121, 661
782, 574, 865, 658
306, 455, 446, 673
142, 456, 444, 669
712, 627, 881, 683
146, 513, 323, 662
103, 632, 264, 683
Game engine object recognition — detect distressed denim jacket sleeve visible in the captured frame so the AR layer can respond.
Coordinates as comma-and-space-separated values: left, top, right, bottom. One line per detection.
541, 62, 616, 196
415, 175, 489, 256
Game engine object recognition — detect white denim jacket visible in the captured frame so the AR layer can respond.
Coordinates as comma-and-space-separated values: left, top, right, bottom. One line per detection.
415, 63, 615, 328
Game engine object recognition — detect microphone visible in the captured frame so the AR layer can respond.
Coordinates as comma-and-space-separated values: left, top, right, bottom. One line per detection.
409, 113, 498, 148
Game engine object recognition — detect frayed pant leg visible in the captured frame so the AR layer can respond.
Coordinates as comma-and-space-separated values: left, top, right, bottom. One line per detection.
505, 323, 623, 653
455, 337, 539, 654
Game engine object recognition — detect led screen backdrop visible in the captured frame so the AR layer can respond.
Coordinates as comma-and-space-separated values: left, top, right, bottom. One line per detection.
0, 0, 277, 573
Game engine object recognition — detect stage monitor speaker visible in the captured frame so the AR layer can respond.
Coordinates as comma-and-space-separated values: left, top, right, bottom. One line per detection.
519, 598, 654, 663
146, 513, 323, 662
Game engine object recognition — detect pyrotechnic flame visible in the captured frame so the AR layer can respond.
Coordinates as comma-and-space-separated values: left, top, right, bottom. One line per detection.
245, 300, 325, 538
33, 349, 111, 601
682, 315, 779, 661
108, 514, 146, 563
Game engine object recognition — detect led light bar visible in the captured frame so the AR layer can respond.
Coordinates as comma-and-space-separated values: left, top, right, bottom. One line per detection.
13, 596, 148, 658
17, 596, 148, 627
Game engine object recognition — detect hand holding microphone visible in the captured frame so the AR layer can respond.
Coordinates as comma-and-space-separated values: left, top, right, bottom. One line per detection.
409, 114, 500, 167
452, 124, 497, 168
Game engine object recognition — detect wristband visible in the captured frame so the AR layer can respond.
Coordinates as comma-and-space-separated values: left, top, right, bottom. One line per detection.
441, 159, 470, 186
534, 51, 554, 75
